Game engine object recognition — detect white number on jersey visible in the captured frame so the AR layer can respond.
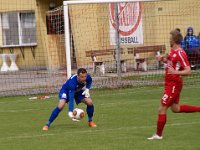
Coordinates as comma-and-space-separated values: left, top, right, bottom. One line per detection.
162, 94, 168, 104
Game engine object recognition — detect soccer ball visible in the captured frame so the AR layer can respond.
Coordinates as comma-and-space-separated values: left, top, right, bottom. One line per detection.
73, 108, 84, 120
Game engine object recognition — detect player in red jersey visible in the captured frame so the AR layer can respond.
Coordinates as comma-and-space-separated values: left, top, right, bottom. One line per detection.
148, 30, 200, 140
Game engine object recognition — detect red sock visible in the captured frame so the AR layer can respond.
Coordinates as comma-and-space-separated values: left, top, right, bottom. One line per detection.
180, 105, 200, 113
156, 114, 166, 137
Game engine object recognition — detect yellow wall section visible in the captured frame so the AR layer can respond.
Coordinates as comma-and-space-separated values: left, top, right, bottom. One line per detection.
68, 0, 200, 67
0, 0, 46, 69
36, 0, 64, 70
69, 2, 159, 67
0, 0, 63, 70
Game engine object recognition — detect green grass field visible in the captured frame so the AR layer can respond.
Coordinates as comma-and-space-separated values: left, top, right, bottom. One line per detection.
0, 85, 200, 150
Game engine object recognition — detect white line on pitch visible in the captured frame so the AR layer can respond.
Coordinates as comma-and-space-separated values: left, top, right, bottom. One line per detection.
0, 121, 200, 140
0, 98, 156, 113
0, 108, 42, 113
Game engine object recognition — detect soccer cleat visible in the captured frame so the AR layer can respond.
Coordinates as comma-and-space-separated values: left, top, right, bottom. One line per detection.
42, 125, 49, 131
147, 134, 163, 140
88, 121, 97, 127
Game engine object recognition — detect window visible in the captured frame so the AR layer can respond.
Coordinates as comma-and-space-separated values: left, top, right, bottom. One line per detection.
0, 11, 36, 46
46, 10, 64, 34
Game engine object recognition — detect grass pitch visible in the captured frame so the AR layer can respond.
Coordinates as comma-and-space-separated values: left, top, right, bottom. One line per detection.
0, 85, 200, 150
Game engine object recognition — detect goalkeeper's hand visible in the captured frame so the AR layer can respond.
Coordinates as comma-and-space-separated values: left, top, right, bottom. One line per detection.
68, 111, 74, 119
82, 88, 90, 98
68, 111, 80, 122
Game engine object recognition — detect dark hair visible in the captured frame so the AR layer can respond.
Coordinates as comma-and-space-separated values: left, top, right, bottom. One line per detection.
77, 68, 87, 75
175, 28, 180, 32
170, 30, 183, 44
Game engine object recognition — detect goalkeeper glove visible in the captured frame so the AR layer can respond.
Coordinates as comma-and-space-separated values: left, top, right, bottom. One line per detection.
68, 111, 80, 122
82, 88, 90, 98
68, 111, 74, 119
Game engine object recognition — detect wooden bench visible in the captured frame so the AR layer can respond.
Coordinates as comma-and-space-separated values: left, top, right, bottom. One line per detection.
128, 45, 166, 71
85, 48, 127, 74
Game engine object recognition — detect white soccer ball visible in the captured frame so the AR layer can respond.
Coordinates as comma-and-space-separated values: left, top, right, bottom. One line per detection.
73, 108, 84, 120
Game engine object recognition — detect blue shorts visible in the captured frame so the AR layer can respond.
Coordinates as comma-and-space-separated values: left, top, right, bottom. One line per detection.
58, 90, 86, 105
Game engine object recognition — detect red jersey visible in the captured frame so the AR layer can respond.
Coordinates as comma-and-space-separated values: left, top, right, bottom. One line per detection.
165, 47, 190, 84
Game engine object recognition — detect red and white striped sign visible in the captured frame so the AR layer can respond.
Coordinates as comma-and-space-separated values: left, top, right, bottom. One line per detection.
109, 2, 143, 45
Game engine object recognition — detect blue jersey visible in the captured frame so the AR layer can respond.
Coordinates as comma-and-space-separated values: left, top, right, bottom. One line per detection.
59, 74, 92, 112
183, 35, 200, 51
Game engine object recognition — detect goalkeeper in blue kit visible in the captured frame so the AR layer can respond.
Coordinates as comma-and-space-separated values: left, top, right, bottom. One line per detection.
43, 68, 97, 131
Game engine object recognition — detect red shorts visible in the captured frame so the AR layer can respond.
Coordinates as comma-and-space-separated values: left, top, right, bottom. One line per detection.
161, 83, 182, 107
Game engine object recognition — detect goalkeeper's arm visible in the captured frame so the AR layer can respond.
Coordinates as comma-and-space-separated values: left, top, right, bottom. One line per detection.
86, 74, 92, 89
68, 90, 75, 119
82, 75, 93, 98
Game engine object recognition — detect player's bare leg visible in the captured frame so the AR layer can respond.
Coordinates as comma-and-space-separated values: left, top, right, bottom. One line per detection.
82, 98, 97, 127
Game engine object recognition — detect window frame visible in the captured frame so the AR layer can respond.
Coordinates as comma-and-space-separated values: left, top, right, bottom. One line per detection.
0, 11, 37, 47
